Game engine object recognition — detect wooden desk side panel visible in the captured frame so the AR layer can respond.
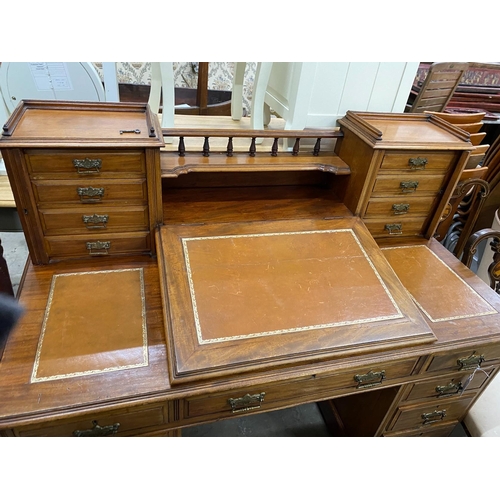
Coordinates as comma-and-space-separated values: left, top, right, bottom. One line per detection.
1, 148, 47, 264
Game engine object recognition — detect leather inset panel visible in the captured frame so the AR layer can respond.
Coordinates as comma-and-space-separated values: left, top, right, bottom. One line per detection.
382, 245, 497, 322
31, 268, 148, 382
184, 229, 403, 343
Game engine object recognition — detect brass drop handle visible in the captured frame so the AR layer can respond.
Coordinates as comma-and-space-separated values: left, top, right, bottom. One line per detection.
77, 186, 104, 203
435, 381, 463, 397
73, 158, 102, 174
73, 420, 120, 437
82, 214, 109, 229
228, 392, 265, 413
385, 223, 403, 236
392, 203, 410, 215
422, 409, 446, 425
86, 241, 111, 255
408, 157, 428, 170
354, 370, 386, 389
400, 181, 419, 193
457, 353, 485, 371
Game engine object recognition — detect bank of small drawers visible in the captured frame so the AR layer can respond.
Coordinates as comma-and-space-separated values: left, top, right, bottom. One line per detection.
180, 357, 420, 424
24, 149, 150, 260
382, 343, 500, 435
363, 150, 459, 238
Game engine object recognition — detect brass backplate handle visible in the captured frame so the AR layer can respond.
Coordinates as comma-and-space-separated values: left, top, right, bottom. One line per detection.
73, 420, 120, 437
86, 241, 111, 255
400, 181, 419, 193
77, 187, 104, 203
73, 158, 102, 174
422, 409, 446, 425
228, 392, 266, 413
408, 157, 428, 170
354, 370, 386, 389
385, 223, 403, 236
457, 354, 485, 371
83, 214, 109, 229
435, 381, 463, 397
392, 203, 410, 215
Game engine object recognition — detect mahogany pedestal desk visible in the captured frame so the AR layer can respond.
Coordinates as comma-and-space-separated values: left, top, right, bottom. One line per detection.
1, 101, 499, 437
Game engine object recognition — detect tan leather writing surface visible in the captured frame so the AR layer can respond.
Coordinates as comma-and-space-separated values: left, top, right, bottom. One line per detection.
31, 268, 148, 382
157, 218, 435, 384
185, 230, 401, 343
382, 245, 497, 322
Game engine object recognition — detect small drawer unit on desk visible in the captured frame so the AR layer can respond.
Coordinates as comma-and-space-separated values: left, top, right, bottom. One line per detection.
0, 101, 164, 264
335, 112, 472, 241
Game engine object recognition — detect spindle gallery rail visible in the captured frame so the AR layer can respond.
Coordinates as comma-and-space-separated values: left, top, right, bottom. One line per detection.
160, 128, 351, 178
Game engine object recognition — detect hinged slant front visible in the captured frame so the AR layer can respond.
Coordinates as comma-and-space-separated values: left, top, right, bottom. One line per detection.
156, 217, 435, 385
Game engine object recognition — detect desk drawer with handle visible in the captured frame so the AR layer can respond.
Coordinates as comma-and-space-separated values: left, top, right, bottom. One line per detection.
32, 178, 148, 205
380, 151, 458, 172
387, 394, 475, 433
14, 403, 168, 437
371, 174, 445, 197
423, 344, 500, 374
181, 357, 420, 423
26, 150, 146, 178
44, 232, 150, 259
403, 368, 495, 403
39, 205, 149, 235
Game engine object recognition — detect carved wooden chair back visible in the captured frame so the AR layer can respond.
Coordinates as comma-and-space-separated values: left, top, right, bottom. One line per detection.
408, 62, 469, 113
437, 167, 490, 258
462, 228, 500, 293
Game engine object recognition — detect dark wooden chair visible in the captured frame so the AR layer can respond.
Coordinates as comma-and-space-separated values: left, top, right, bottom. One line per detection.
436, 167, 490, 258
407, 62, 469, 113
462, 228, 500, 293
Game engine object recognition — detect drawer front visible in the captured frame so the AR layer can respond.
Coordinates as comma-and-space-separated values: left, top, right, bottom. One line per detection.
371, 174, 445, 197
15, 403, 168, 437
363, 217, 427, 238
44, 232, 150, 259
389, 395, 475, 432
32, 178, 148, 205
182, 358, 420, 422
39, 206, 149, 235
380, 151, 457, 172
385, 422, 458, 437
26, 150, 146, 177
364, 196, 437, 219
404, 368, 495, 403
424, 344, 500, 374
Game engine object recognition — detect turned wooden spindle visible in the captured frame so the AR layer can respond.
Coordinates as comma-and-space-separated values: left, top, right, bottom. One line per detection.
292, 138, 300, 156
227, 137, 234, 157
178, 137, 186, 157
313, 138, 321, 156
271, 138, 279, 157
203, 137, 210, 157
249, 138, 256, 157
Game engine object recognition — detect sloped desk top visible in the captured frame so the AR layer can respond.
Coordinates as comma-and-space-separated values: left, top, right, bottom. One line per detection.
156, 217, 435, 385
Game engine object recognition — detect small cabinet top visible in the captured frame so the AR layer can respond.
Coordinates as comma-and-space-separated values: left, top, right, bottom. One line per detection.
338, 111, 474, 151
1, 100, 165, 148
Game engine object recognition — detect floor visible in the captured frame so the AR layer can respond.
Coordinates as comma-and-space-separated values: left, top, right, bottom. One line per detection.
0, 216, 469, 437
